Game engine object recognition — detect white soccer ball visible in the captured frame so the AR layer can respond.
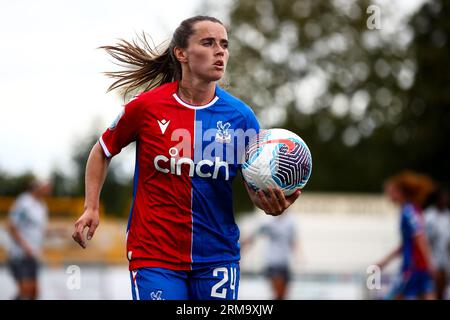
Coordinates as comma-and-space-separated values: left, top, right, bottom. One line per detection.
242, 128, 313, 196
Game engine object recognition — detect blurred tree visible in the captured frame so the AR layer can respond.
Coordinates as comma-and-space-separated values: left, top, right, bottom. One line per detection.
204, 0, 448, 197
50, 169, 74, 197
0, 171, 35, 196
404, 0, 450, 186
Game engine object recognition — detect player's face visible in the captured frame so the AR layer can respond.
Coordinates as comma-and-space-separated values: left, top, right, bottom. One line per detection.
183, 21, 229, 82
385, 183, 404, 204
38, 182, 52, 197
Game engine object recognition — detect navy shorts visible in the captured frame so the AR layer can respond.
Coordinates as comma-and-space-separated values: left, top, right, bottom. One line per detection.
387, 271, 435, 299
8, 256, 40, 281
265, 265, 291, 282
130, 262, 240, 300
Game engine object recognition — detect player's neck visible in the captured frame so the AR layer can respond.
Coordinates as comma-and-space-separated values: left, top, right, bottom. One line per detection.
178, 78, 216, 106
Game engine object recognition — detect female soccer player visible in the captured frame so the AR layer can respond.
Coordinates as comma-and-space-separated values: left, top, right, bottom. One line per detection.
6, 179, 52, 300
72, 16, 301, 300
377, 171, 436, 300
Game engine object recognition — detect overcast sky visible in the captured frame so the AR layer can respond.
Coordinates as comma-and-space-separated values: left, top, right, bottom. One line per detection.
0, 0, 426, 179
0, 0, 206, 179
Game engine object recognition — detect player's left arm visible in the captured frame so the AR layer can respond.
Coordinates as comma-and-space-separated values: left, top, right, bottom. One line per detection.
413, 232, 435, 273
244, 182, 301, 216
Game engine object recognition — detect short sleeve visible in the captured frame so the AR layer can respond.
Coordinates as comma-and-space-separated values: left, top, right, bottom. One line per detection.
243, 108, 260, 157
235, 106, 260, 170
99, 95, 144, 158
246, 109, 260, 134
8, 196, 26, 227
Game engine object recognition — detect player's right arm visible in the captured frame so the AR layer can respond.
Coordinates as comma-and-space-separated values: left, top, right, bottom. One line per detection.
6, 199, 35, 257
377, 245, 402, 269
6, 220, 35, 257
72, 95, 143, 248
72, 142, 110, 248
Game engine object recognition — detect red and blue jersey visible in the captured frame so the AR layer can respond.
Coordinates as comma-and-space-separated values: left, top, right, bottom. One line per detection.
99, 81, 260, 271
400, 203, 428, 273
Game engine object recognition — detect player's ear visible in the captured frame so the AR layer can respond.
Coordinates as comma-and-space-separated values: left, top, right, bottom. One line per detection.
173, 47, 188, 64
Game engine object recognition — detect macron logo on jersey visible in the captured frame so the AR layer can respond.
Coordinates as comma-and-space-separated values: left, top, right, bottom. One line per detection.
157, 119, 170, 134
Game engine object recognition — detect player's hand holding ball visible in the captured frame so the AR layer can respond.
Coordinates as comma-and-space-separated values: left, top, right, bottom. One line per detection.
243, 128, 312, 215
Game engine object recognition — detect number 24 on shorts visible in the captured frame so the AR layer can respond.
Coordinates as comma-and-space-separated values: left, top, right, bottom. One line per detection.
211, 267, 238, 299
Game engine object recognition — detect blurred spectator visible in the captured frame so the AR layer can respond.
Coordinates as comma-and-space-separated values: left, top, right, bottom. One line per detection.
377, 171, 436, 300
5, 179, 52, 300
424, 187, 450, 300
241, 211, 299, 300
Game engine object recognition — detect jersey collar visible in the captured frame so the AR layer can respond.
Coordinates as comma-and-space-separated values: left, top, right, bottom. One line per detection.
172, 83, 220, 110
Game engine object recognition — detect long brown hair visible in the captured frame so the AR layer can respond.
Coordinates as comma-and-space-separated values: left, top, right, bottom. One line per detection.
100, 16, 224, 97
386, 171, 436, 207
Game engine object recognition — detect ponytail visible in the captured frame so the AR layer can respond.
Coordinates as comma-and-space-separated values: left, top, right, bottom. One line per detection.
100, 33, 180, 97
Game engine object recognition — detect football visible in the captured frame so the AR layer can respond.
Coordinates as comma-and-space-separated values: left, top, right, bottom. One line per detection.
242, 128, 312, 196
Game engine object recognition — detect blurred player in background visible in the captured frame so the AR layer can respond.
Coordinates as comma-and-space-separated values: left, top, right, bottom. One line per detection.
241, 211, 298, 299
377, 171, 436, 300
6, 179, 52, 300
424, 187, 450, 299
72, 15, 301, 300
